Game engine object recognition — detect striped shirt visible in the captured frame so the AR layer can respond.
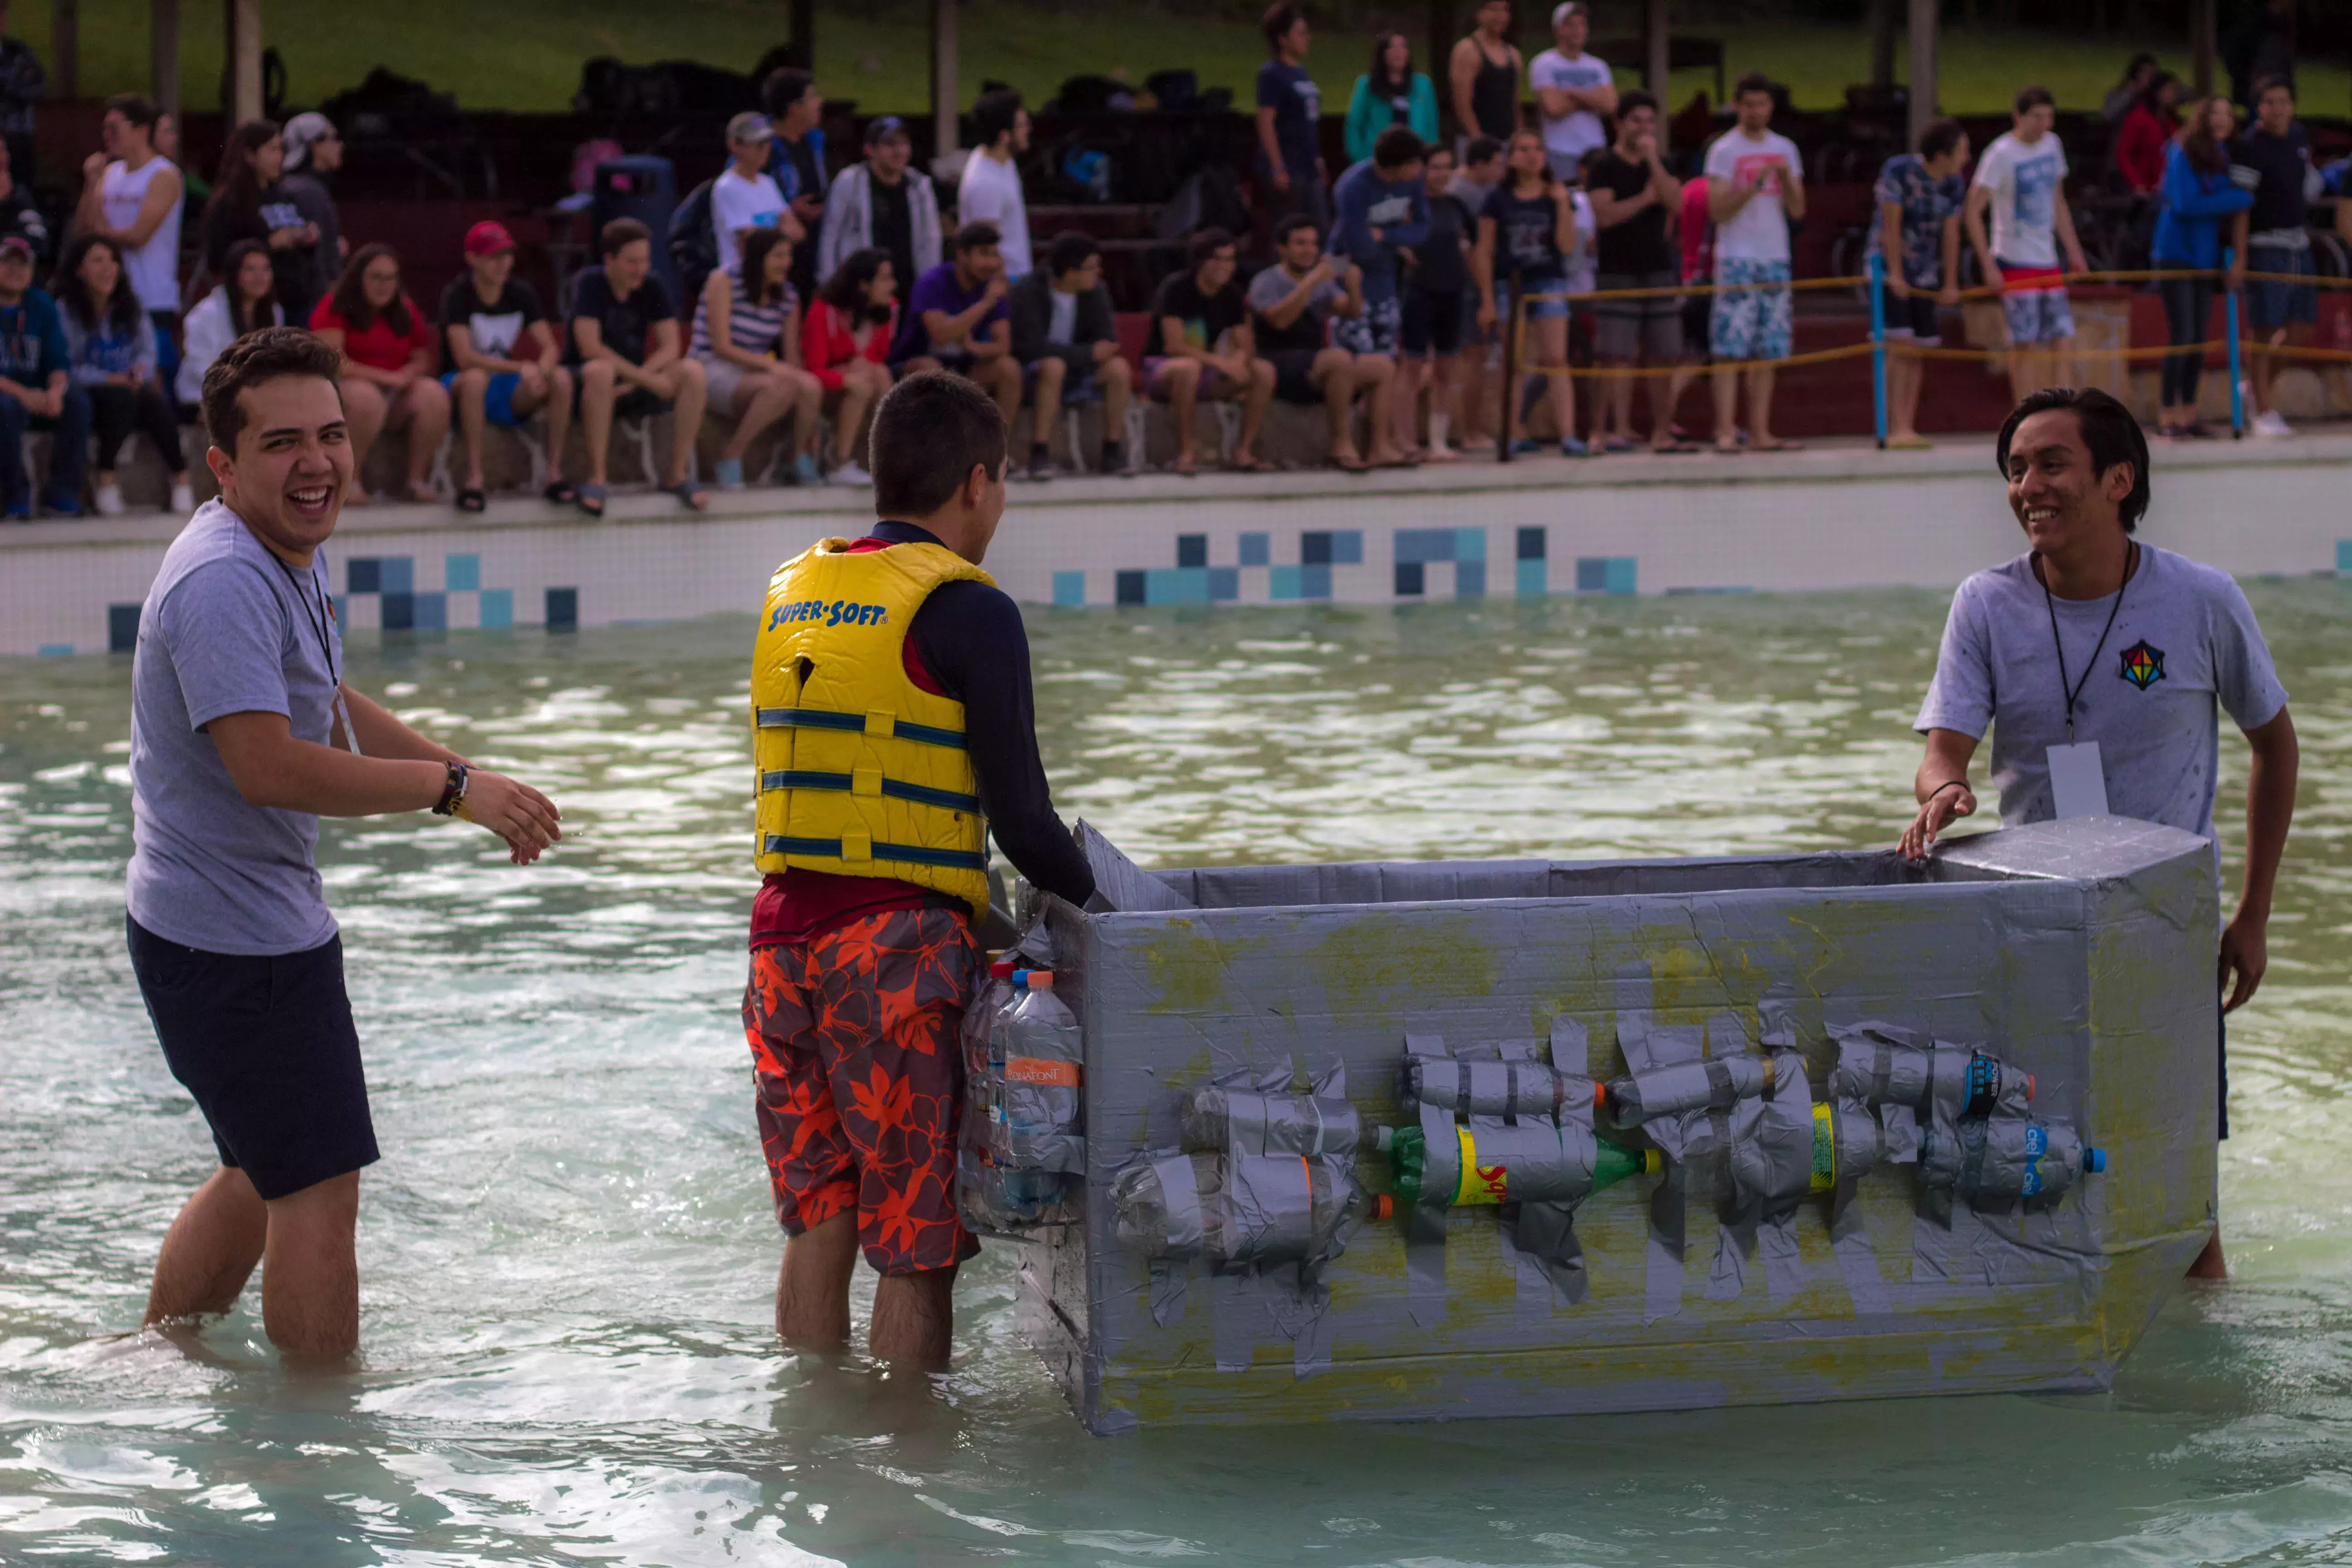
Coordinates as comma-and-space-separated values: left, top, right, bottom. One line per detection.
690, 267, 797, 361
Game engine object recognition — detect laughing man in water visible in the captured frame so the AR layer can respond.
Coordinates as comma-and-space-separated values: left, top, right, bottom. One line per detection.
126, 328, 563, 1359
1899, 387, 2296, 1279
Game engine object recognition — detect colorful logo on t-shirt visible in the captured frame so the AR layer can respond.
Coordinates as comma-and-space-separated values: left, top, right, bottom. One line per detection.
2118, 639, 2165, 689
2011, 151, 2061, 228
1733, 152, 1786, 196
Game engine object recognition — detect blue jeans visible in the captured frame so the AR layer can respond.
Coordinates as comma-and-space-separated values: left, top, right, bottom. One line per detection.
0, 382, 91, 510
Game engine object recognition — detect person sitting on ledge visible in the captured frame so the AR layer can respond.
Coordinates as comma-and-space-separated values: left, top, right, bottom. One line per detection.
1899, 387, 2296, 1284
565, 216, 709, 517
893, 220, 1021, 435
1147, 226, 1275, 475
1247, 215, 1396, 471
1009, 230, 1134, 480
308, 243, 448, 507
437, 220, 573, 512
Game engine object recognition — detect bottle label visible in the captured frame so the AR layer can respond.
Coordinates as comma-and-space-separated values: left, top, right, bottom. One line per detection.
1809, 1102, 1835, 1191
1453, 1125, 1508, 1205
2020, 1122, 2048, 1196
1005, 1057, 1080, 1087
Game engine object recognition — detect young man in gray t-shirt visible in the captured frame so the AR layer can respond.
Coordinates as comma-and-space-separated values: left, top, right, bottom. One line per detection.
1900, 387, 2298, 1279
127, 329, 563, 1361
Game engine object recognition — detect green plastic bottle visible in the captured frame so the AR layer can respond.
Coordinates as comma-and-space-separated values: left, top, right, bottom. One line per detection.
1387, 1124, 1658, 1207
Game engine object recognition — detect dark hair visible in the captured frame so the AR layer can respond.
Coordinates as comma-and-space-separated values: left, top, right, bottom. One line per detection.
55, 232, 142, 338
1261, 3, 1303, 55
2252, 74, 2292, 106
1919, 116, 1966, 159
820, 246, 893, 311
954, 220, 1002, 255
870, 370, 1006, 517
1507, 127, 1553, 189
2180, 94, 2233, 176
1995, 387, 2150, 534
2115, 51, 2158, 88
104, 93, 161, 132
1273, 213, 1320, 246
1464, 134, 1504, 166
2014, 85, 2055, 116
600, 216, 651, 258
1734, 70, 1774, 101
203, 119, 280, 232
762, 66, 816, 118
1047, 229, 1099, 278
327, 242, 412, 337
201, 324, 345, 456
1187, 225, 1237, 266
1368, 32, 1412, 97
739, 227, 792, 305
2141, 69, 2179, 113
1616, 87, 1658, 119
220, 238, 276, 334
1372, 125, 1425, 169
973, 88, 1024, 149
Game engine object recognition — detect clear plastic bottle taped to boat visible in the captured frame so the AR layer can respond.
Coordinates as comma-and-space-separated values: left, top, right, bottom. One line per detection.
1112, 1151, 1365, 1270
955, 958, 1032, 1236
1181, 1085, 1364, 1157
992, 970, 1084, 1201
1918, 1114, 2106, 1209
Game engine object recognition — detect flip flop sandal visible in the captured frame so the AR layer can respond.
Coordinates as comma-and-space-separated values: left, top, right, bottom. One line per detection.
543, 480, 578, 505
668, 480, 710, 511
575, 482, 607, 518
456, 486, 487, 513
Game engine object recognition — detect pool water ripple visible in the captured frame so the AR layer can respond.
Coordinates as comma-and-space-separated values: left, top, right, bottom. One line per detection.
3, 585, 2352, 1564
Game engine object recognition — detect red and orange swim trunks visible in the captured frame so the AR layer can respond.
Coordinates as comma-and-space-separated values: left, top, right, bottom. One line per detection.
742, 906, 980, 1275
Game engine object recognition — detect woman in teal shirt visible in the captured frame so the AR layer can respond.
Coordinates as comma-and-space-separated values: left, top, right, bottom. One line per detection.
1345, 34, 1441, 166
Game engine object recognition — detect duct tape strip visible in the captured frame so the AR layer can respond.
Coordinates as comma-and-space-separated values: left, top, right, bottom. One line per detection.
1829, 1197, 1892, 1318
1757, 1210, 1807, 1303
1551, 1014, 1591, 1076
1514, 1200, 1589, 1310
1210, 1270, 1259, 1372
1644, 1160, 1686, 1324
1226, 1154, 1315, 1265
1287, 1278, 1336, 1380
1148, 1257, 1189, 1327
1406, 1098, 1453, 1327
1225, 1093, 1270, 1156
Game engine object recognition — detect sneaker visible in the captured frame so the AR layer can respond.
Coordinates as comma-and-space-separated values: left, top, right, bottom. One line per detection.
169, 482, 195, 513
1511, 436, 1545, 456
712, 456, 746, 490
792, 452, 821, 486
1026, 448, 1056, 482
2252, 410, 2294, 439
93, 480, 125, 516
41, 493, 83, 518
2, 496, 29, 521
831, 461, 873, 487
1561, 436, 1592, 458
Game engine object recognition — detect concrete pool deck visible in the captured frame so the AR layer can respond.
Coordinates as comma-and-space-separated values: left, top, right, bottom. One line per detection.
5, 428, 2349, 657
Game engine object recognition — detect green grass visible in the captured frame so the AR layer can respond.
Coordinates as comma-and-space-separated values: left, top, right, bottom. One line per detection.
13, 1, 2347, 121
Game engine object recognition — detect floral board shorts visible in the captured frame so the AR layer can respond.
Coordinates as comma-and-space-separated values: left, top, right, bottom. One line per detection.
1710, 257, 1793, 362
742, 906, 981, 1274
1997, 262, 2074, 345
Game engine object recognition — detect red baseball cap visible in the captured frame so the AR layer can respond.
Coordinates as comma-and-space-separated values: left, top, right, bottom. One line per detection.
463, 220, 517, 258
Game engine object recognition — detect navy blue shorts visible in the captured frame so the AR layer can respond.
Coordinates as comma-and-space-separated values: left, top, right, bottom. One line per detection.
127, 914, 379, 1200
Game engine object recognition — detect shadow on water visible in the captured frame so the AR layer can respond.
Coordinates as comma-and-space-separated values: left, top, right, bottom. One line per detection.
5, 584, 2352, 1563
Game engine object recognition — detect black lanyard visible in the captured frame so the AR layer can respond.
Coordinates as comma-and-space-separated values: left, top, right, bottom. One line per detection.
271, 545, 355, 753
2040, 539, 2136, 744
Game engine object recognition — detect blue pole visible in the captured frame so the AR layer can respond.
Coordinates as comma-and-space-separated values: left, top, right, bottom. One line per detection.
1868, 251, 1889, 449
2224, 248, 2244, 440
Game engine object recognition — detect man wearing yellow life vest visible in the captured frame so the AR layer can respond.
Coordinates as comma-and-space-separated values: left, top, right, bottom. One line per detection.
741, 370, 1097, 1365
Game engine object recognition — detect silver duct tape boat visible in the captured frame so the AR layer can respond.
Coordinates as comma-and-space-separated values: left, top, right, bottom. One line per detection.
997, 817, 2217, 1433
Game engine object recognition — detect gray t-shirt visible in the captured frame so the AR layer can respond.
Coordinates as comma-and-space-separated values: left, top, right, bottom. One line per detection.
1915, 544, 2287, 841
1246, 264, 1343, 356
127, 500, 344, 956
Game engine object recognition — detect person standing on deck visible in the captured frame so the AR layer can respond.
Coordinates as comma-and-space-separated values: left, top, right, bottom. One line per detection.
1898, 387, 2297, 1282
1449, 0, 1523, 149
743, 371, 1095, 1366
126, 329, 562, 1361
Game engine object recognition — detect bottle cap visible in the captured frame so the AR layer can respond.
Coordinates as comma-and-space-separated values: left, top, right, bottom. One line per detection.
1591, 1080, 1607, 1110
1024, 970, 1055, 991
2025, 1073, 2037, 1102
990, 960, 1017, 978
1374, 1125, 1395, 1151
1369, 1194, 1395, 1221
2084, 1147, 2107, 1174
1641, 1148, 1662, 1174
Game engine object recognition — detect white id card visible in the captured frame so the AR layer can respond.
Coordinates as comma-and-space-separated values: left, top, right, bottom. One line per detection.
2047, 741, 2109, 819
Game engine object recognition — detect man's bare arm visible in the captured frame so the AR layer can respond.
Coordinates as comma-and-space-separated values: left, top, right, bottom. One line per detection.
2221, 707, 2298, 1012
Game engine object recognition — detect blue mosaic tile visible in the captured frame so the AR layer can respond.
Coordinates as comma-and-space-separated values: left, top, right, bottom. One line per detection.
2339, 540, 2352, 573
1115, 570, 1147, 607
1269, 564, 1303, 600
1516, 526, 1547, 561
1331, 529, 1362, 565
1395, 561, 1426, 596
1208, 566, 1239, 602
1455, 559, 1486, 597
1452, 528, 1486, 563
1301, 531, 1333, 566
36, 642, 72, 657
381, 592, 416, 632
108, 603, 140, 652
1176, 534, 1208, 569
378, 557, 414, 595
545, 587, 578, 630
347, 557, 382, 594
1575, 557, 1637, 594
1052, 570, 1086, 607
446, 553, 481, 592
1239, 531, 1270, 568
1394, 528, 1455, 565
412, 592, 448, 632
1298, 563, 1332, 599
479, 588, 514, 629
1145, 567, 1211, 604
1515, 559, 1548, 598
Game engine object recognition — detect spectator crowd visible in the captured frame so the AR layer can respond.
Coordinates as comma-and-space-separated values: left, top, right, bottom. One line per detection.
0, 6, 2347, 519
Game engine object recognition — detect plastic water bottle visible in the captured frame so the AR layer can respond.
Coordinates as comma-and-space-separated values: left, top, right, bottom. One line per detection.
1383, 1124, 1657, 1206
999, 970, 1083, 1212
954, 958, 1023, 1234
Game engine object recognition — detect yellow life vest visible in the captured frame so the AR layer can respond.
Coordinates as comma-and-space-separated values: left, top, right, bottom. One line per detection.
750, 537, 995, 918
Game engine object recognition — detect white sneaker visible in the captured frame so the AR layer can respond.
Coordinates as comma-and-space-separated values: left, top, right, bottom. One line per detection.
169, 482, 195, 513
93, 481, 125, 516
2252, 410, 2294, 439
831, 461, 873, 487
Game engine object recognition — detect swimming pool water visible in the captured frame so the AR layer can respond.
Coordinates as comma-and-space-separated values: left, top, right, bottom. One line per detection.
4, 585, 2352, 1566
